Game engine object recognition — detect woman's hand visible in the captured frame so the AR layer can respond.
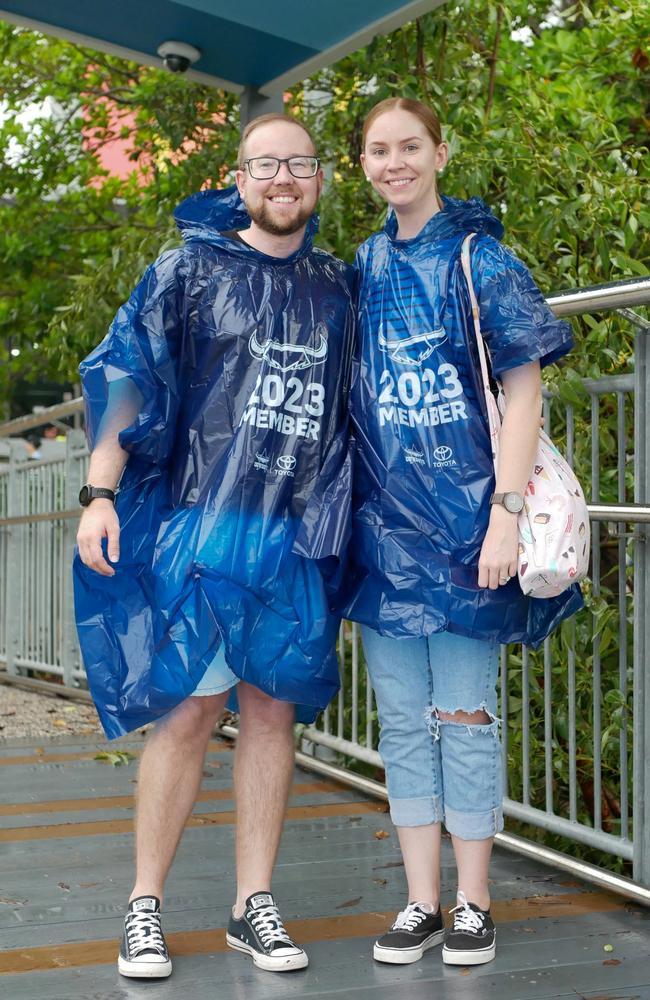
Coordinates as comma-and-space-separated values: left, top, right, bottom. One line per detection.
478, 506, 519, 589
478, 361, 541, 590
77, 499, 120, 577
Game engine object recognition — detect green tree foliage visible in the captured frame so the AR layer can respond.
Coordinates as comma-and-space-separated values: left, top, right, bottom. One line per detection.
307, 0, 648, 385
0, 30, 239, 401
0, 0, 647, 400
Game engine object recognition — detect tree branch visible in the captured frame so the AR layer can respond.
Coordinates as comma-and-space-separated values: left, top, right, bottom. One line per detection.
435, 20, 448, 84
415, 18, 428, 97
484, 4, 504, 122
72, 47, 140, 83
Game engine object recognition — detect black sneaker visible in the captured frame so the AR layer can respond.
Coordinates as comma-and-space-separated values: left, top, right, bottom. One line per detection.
226, 892, 308, 972
442, 892, 496, 966
373, 902, 444, 964
118, 895, 172, 978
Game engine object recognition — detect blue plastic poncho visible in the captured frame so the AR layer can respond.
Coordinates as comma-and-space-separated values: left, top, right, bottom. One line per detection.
340, 195, 583, 645
74, 186, 354, 739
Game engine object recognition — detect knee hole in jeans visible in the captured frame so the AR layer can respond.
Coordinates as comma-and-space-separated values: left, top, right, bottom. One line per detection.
424, 703, 501, 740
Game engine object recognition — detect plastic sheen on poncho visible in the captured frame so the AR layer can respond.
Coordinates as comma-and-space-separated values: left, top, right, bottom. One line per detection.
340, 195, 583, 645
74, 186, 355, 739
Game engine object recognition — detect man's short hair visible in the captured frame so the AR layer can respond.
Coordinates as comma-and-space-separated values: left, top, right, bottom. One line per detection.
237, 113, 317, 169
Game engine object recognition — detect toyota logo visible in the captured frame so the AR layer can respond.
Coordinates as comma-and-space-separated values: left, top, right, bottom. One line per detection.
276, 455, 297, 471
433, 446, 453, 462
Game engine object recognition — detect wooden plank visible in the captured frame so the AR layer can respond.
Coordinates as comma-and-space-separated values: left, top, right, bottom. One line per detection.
0, 739, 229, 767
0, 800, 386, 843
3, 958, 650, 1000
0, 780, 347, 817
0, 890, 631, 974
2, 935, 648, 1000
0, 788, 364, 832
0, 760, 353, 806
9, 858, 630, 938
0, 818, 399, 874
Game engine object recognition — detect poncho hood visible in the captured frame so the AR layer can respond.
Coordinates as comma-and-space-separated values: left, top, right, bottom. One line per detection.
384, 194, 504, 245
173, 184, 319, 263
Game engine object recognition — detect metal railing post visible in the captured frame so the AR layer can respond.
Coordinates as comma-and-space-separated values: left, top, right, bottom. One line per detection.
61, 430, 84, 686
5, 440, 26, 678
633, 326, 650, 889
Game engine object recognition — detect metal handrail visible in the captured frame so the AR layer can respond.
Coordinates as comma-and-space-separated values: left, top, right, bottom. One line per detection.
0, 398, 83, 438
1, 501, 648, 530
588, 503, 650, 523
547, 276, 650, 318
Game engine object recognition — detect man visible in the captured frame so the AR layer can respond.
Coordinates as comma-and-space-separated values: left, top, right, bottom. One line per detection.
75, 113, 354, 978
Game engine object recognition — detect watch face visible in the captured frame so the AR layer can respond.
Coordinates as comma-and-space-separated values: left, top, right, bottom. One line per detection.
504, 492, 524, 514
79, 485, 90, 506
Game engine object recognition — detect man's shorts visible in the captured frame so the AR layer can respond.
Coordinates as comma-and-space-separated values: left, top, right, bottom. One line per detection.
192, 644, 239, 698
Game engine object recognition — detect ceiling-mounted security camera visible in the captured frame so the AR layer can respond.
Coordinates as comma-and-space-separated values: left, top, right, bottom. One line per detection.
157, 40, 201, 74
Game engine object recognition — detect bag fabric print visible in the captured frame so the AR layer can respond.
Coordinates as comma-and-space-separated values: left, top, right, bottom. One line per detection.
460, 233, 590, 599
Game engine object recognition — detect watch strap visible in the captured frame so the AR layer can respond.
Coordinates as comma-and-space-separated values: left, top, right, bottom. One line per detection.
90, 487, 116, 502
80, 485, 116, 506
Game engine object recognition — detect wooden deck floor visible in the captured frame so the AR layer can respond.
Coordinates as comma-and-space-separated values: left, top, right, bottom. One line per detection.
1, 732, 649, 1000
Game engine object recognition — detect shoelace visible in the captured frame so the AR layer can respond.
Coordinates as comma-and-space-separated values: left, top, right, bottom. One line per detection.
250, 904, 294, 948
126, 911, 166, 956
449, 891, 486, 934
391, 903, 430, 932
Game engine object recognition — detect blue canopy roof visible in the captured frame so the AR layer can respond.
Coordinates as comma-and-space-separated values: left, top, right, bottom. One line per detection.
0, 1, 446, 95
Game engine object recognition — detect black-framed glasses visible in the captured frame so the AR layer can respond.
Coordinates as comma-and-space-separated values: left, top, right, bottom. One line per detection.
244, 156, 320, 179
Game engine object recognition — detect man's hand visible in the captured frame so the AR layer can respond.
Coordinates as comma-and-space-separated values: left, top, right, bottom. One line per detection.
77, 499, 120, 577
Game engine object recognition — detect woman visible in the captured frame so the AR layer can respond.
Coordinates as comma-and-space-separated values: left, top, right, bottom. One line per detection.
342, 98, 582, 967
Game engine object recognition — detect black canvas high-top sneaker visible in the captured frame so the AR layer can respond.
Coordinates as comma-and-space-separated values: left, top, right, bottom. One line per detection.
118, 895, 172, 978
226, 892, 308, 972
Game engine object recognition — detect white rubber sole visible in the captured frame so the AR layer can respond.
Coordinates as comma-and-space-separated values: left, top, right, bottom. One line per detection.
226, 933, 309, 972
373, 929, 445, 965
442, 939, 496, 966
118, 954, 172, 978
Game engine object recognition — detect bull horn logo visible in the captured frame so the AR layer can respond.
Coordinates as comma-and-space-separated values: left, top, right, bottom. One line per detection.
377, 326, 447, 366
249, 331, 328, 372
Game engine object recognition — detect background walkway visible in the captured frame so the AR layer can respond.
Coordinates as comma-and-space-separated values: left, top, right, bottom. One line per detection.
1, 732, 649, 999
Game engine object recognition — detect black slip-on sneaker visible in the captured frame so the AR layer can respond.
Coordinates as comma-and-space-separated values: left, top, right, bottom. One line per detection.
442, 891, 496, 966
374, 902, 445, 964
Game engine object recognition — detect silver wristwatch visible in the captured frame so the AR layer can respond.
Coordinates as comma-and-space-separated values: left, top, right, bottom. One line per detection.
489, 491, 524, 514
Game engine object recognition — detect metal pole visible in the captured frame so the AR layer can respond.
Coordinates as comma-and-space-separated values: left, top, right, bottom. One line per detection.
547, 276, 650, 317
239, 86, 284, 130
5, 441, 25, 678
633, 326, 650, 888
62, 430, 84, 686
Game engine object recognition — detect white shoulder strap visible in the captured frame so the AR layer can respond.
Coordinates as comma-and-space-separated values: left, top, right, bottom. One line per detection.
460, 233, 502, 463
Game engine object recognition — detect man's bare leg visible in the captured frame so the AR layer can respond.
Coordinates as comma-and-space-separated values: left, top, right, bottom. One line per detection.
232, 682, 295, 915
129, 691, 228, 902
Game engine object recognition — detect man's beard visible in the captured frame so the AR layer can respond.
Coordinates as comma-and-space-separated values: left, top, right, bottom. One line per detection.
247, 193, 313, 237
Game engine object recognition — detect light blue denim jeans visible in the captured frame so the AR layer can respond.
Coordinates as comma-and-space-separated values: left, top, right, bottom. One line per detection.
361, 626, 504, 840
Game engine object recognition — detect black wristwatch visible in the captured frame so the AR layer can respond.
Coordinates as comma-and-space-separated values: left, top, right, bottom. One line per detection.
489, 491, 525, 514
79, 484, 116, 507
